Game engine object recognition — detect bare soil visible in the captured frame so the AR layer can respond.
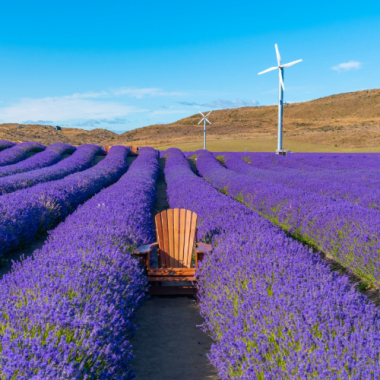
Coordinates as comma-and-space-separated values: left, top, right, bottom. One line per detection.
131, 157, 219, 379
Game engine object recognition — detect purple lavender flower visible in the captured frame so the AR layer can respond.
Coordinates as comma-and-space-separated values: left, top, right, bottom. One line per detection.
0, 143, 75, 178
0, 144, 102, 194
0, 147, 160, 378
0, 141, 16, 151
0, 146, 128, 255
164, 148, 380, 379
0, 141, 46, 166
199, 150, 380, 288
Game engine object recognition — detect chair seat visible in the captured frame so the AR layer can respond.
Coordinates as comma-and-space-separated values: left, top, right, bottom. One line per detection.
148, 268, 196, 282
149, 276, 196, 282
147, 268, 196, 276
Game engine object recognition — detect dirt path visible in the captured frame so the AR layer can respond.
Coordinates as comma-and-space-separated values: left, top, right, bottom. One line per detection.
131, 157, 219, 380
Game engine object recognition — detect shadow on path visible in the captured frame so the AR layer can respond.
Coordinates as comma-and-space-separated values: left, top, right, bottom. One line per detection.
132, 297, 219, 380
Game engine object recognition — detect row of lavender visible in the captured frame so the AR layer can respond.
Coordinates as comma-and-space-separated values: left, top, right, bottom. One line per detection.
0, 143, 102, 194
0, 145, 126, 256
0, 140, 15, 151
197, 151, 380, 287
165, 148, 380, 379
0, 142, 75, 178
210, 152, 380, 195
237, 153, 380, 206
244, 151, 380, 171
0, 147, 160, 378
0, 141, 46, 166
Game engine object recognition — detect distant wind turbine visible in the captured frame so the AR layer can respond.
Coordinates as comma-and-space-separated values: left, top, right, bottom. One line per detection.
258, 44, 302, 155
198, 111, 212, 149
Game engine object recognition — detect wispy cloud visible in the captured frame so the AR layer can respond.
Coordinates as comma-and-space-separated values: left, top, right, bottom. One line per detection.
179, 98, 258, 109
0, 95, 142, 123
332, 61, 362, 72
0, 86, 187, 126
73, 118, 131, 127
22, 120, 54, 125
113, 87, 186, 98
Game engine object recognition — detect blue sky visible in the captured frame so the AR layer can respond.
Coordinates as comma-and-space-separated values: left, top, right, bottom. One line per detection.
0, 0, 379, 133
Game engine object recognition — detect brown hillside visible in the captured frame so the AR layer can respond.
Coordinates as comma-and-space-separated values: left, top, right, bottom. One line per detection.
0, 124, 117, 146
108, 88, 380, 149
1, 89, 380, 149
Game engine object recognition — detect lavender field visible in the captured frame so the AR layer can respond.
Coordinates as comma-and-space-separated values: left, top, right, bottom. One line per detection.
0, 141, 379, 379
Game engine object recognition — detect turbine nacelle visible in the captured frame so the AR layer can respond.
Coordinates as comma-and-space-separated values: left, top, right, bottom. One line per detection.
198, 111, 212, 125
258, 44, 302, 90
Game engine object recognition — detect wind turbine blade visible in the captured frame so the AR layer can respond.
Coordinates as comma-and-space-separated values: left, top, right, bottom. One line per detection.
199, 111, 205, 117
205, 119, 211, 124
275, 44, 281, 66
206, 110, 212, 117
279, 71, 285, 91
198, 119, 204, 124
258, 66, 278, 75
281, 59, 302, 68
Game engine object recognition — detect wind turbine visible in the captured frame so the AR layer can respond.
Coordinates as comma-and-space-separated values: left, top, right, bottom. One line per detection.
258, 44, 302, 155
198, 111, 212, 149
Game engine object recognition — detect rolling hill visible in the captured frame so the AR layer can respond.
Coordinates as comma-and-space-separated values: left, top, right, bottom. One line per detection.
1, 88, 380, 151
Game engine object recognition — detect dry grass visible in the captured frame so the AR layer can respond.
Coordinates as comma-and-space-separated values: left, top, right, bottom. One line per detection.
155, 138, 380, 153
1, 89, 380, 151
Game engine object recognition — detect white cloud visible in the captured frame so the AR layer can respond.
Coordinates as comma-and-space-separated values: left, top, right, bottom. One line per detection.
113, 87, 186, 98
73, 118, 130, 127
0, 86, 186, 125
22, 120, 54, 125
332, 61, 362, 72
179, 98, 258, 109
68, 91, 109, 99
0, 95, 143, 123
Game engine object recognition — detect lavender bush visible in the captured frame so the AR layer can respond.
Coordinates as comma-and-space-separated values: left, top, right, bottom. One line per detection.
0, 141, 46, 166
0, 144, 102, 194
198, 151, 380, 287
0, 147, 160, 379
224, 153, 380, 209
0, 140, 16, 151
164, 148, 380, 379
0, 143, 75, 178
0, 146, 128, 256
241, 152, 380, 189
244, 151, 380, 171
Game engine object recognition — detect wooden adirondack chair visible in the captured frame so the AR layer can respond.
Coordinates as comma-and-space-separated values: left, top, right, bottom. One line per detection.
132, 209, 212, 295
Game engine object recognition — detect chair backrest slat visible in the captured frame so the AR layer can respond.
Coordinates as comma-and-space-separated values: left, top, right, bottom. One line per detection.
173, 209, 180, 267
155, 213, 166, 268
179, 209, 186, 267
167, 209, 175, 267
186, 214, 198, 268
161, 210, 170, 267
155, 208, 197, 269
183, 210, 193, 268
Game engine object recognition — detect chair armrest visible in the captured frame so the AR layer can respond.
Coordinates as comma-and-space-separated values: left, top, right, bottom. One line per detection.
195, 242, 212, 267
132, 242, 158, 255
195, 242, 212, 254
132, 243, 158, 270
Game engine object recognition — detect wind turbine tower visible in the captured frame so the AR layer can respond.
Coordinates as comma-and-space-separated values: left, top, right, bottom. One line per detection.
198, 111, 212, 149
258, 44, 302, 155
